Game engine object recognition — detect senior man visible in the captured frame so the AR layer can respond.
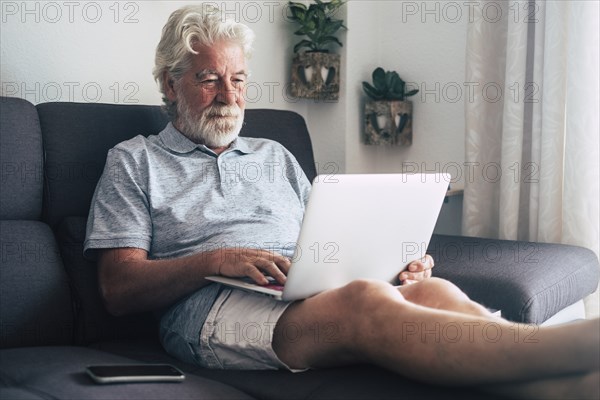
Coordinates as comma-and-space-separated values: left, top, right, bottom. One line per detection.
84, 5, 599, 399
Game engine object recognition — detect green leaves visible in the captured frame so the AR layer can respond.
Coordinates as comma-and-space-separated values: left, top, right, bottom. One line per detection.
362, 81, 384, 100
288, 2, 307, 20
293, 40, 315, 54
362, 67, 419, 101
288, 0, 346, 53
373, 67, 386, 92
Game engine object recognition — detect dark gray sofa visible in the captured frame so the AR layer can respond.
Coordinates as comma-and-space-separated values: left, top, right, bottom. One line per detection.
1, 96, 598, 399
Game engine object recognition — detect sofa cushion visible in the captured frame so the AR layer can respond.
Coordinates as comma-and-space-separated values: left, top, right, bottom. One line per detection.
0, 220, 73, 348
0, 346, 253, 400
0, 97, 43, 220
196, 365, 507, 400
429, 234, 600, 323
37, 102, 170, 228
57, 216, 157, 344
0, 387, 47, 399
90, 339, 505, 400
240, 109, 317, 183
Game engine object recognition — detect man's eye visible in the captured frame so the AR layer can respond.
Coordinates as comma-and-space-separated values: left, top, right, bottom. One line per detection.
201, 80, 218, 88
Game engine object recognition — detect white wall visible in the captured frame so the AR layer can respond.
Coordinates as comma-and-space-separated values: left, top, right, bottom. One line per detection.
1, 0, 467, 232
0, 1, 302, 108
345, 2, 467, 180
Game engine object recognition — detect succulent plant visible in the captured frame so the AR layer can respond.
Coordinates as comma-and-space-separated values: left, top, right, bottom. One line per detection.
362, 67, 419, 101
288, 0, 347, 53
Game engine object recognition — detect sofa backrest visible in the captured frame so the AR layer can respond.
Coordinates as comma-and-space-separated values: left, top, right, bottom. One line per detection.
0, 97, 73, 348
241, 109, 317, 182
37, 102, 170, 229
0, 97, 43, 220
37, 102, 317, 229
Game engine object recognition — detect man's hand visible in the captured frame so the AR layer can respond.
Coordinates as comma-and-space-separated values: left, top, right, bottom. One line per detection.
207, 248, 291, 286
398, 254, 434, 285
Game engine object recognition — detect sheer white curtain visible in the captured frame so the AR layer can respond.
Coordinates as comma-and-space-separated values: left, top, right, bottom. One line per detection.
463, 1, 599, 316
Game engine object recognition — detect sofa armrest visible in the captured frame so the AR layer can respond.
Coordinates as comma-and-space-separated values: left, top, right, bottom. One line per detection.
428, 234, 600, 323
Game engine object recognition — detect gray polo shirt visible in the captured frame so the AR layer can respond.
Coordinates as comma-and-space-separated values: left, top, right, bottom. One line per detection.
84, 122, 311, 363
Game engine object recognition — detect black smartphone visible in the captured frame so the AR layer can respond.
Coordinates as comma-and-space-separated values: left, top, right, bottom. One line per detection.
86, 364, 185, 384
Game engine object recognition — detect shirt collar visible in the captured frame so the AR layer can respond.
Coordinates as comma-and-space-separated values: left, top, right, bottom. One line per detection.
159, 122, 253, 155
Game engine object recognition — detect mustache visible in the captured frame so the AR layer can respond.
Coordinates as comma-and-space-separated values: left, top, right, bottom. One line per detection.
206, 105, 241, 118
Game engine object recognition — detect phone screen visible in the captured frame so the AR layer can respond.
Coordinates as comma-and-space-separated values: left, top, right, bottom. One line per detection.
86, 364, 185, 383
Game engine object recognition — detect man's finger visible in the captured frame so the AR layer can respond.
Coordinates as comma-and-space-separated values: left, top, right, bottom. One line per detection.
425, 254, 434, 268
254, 258, 287, 285
271, 253, 292, 275
400, 271, 422, 281
408, 261, 426, 272
244, 264, 270, 285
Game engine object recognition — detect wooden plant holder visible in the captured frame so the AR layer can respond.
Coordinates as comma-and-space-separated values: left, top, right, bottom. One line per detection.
291, 52, 340, 101
364, 100, 413, 146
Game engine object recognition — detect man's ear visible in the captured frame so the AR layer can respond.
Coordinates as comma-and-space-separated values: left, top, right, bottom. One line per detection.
163, 71, 177, 102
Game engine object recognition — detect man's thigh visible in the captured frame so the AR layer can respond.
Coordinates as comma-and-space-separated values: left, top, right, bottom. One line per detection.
199, 288, 293, 370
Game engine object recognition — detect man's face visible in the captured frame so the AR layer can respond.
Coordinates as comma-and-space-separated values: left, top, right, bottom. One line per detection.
166, 40, 247, 148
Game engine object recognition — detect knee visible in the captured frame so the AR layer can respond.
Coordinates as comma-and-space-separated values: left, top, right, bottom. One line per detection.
336, 279, 407, 317
331, 280, 416, 347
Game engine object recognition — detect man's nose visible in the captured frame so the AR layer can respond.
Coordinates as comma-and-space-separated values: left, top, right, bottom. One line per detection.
216, 81, 238, 105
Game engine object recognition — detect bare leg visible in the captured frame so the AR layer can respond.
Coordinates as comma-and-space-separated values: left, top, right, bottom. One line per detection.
398, 278, 600, 400
395, 278, 600, 398
273, 279, 599, 391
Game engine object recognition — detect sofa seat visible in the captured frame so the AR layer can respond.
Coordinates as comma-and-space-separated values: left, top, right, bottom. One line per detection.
89, 340, 506, 400
0, 346, 252, 400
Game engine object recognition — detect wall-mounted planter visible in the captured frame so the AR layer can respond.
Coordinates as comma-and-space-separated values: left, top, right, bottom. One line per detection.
364, 100, 413, 146
291, 52, 340, 101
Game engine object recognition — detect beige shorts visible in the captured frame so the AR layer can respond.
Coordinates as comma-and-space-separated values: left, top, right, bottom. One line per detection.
198, 288, 295, 370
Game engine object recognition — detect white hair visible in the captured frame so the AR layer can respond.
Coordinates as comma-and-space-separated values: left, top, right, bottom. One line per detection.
153, 4, 255, 118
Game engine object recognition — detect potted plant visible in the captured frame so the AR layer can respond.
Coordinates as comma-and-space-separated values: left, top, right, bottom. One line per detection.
362, 67, 419, 146
288, 0, 346, 101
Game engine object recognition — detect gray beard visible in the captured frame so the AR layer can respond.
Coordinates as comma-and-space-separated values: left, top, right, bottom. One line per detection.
176, 99, 244, 148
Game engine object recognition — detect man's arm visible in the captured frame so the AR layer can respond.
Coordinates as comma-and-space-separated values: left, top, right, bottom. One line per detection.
97, 247, 291, 316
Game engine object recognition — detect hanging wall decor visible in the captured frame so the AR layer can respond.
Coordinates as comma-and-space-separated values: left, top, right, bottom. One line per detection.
287, 0, 346, 101
362, 67, 419, 146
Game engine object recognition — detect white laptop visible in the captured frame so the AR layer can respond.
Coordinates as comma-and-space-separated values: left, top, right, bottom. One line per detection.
206, 173, 450, 301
